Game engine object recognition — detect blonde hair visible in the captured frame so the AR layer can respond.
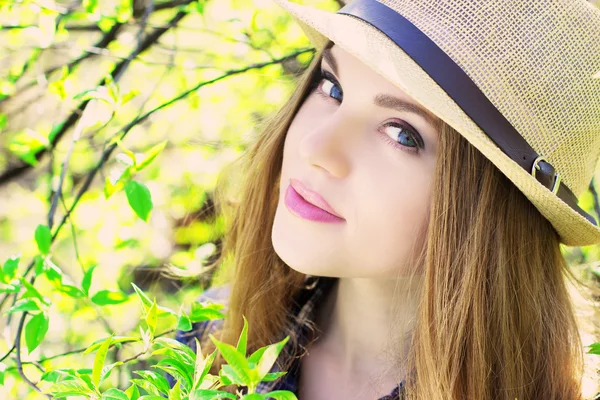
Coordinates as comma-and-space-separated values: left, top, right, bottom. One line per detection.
200, 40, 584, 399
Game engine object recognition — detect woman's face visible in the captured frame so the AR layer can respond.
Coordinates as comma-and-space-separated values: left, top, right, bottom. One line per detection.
271, 44, 441, 279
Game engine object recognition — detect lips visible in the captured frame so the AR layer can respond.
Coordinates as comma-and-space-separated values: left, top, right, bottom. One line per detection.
289, 178, 344, 219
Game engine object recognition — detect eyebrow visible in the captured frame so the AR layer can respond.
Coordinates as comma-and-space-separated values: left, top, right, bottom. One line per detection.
322, 47, 441, 130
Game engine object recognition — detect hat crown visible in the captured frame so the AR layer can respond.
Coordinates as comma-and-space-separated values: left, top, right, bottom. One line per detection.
379, 0, 600, 196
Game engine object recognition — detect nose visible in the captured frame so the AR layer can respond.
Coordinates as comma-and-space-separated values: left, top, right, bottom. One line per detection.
298, 112, 356, 178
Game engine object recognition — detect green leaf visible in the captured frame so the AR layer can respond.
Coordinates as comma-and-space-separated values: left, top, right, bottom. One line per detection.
83, 0, 99, 14
193, 344, 216, 390
192, 0, 206, 15
219, 364, 245, 386
263, 391, 298, 400
84, 336, 139, 355
20, 277, 51, 305
255, 336, 290, 382
189, 301, 225, 323
7, 298, 42, 314
35, 224, 52, 255
135, 140, 168, 172
120, 89, 140, 105
261, 371, 287, 382
152, 337, 196, 364
168, 380, 181, 400
209, 335, 251, 385
100, 361, 123, 385
132, 370, 171, 395
91, 290, 129, 305
0, 362, 6, 385
44, 257, 63, 285
190, 390, 237, 400
82, 265, 97, 296
152, 359, 193, 390
587, 342, 600, 355
0, 113, 7, 132
45, 377, 97, 397
130, 379, 162, 396
125, 180, 153, 222
2, 255, 20, 282
92, 335, 113, 387
25, 311, 49, 353
8, 128, 47, 166
58, 284, 85, 298
146, 299, 158, 336
130, 283, 177, 317
237, 316, 249, 357
40, 368, 78, 382
177, 310, 192, 332
239, 394, 264, 400
102, 388, 129, 400
125, 384, 140, 400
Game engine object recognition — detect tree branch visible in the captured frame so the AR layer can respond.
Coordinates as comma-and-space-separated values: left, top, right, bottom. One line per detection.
0, 2, 194, 185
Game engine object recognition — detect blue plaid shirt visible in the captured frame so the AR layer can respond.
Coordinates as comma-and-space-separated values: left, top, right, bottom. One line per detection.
170, 277, 405, 399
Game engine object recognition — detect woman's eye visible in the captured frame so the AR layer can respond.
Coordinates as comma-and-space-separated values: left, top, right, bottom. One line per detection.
380, 122, 424, 154
315, 70, 343, 102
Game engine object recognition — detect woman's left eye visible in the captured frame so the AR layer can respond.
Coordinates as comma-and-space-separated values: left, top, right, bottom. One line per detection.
379, 122, 424, 154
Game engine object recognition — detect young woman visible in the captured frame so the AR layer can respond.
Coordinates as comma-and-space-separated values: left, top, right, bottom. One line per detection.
172, 0, 600, 398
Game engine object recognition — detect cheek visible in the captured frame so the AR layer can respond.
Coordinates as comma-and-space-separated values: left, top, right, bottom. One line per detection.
350, 171, 432, 276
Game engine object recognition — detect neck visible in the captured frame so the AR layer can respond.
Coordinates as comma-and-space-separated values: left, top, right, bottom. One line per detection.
313, 276, 421, 382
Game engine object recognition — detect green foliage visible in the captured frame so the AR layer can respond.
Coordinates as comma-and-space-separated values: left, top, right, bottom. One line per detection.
0, 0, 597, 398
31, 284, 296, 399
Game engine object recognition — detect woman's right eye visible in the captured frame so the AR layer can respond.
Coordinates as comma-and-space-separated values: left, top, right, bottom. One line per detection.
314, 70, 343, 103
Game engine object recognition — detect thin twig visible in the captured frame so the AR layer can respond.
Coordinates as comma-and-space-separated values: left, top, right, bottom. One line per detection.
5, 328, 176, 372
0, 3, 193, 185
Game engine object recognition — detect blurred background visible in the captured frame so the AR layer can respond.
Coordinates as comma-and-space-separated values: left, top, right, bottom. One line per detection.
0, 0, 598, 398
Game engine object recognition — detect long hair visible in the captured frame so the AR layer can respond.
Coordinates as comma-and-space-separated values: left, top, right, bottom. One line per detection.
203, 41, 584, 399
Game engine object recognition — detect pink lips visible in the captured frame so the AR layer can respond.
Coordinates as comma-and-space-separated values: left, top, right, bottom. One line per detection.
284, 178, 345, 223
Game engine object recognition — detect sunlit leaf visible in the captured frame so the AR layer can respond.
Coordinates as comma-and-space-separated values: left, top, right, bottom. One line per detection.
146, 299, 158, 336
9, 128, 49, 166
0, 362, 6, 385
100, 361, 123, 385
176, 310, 192, 332
82, 265, 97, 296
134, 140, 168, 172
25, 311, 49, 353
2, 255, 20, 282
237, 316, 248, 357
125, 384, 140, 400
190, 390, 236, 400
58, 284, 85, 298
102, 388, 129, 400
7, 298, 42, 314
587, 342, 600, 355
125, 180, 153, 222
91, 290, 129, 305
92, 335, 113, 387
168, 380, 181, 400
34, 224, 52, 255
209, 334, 251, 385
255, 336, 290, 381
262, 391, 298, 400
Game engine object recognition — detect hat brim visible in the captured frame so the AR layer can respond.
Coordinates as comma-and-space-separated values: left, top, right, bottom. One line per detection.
272, 0, 600, 247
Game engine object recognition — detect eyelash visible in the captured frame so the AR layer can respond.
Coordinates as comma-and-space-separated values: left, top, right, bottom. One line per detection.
310, 69, 424, 155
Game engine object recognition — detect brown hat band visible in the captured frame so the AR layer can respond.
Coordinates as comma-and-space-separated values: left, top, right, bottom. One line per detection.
337, 0, 597, 226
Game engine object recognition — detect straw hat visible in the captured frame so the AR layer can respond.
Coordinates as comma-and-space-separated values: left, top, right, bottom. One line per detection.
271, 0, 600, 246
